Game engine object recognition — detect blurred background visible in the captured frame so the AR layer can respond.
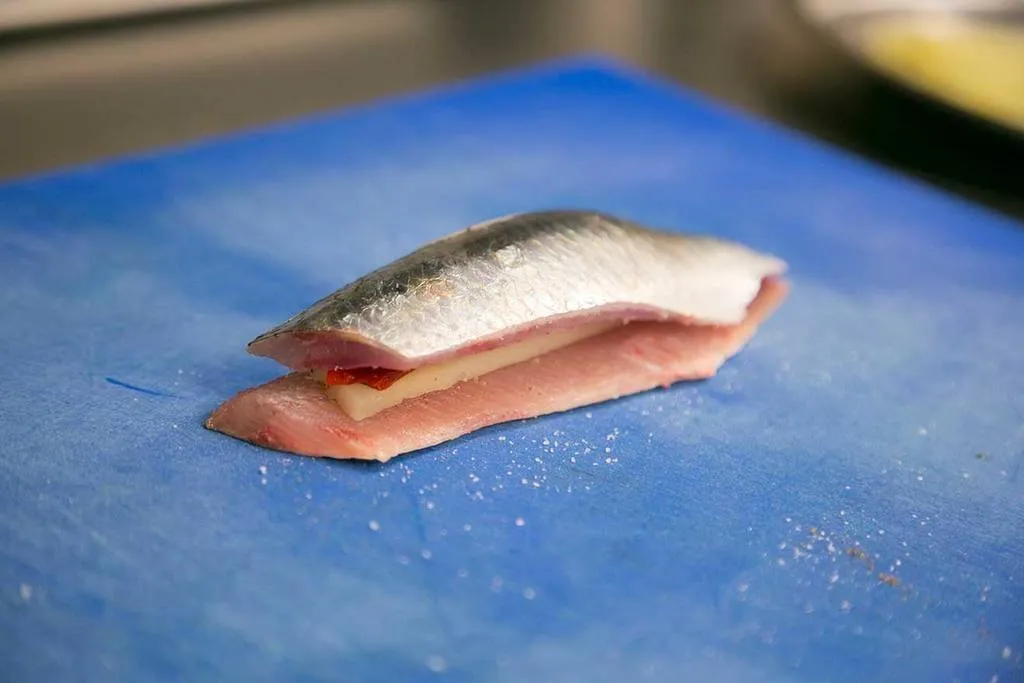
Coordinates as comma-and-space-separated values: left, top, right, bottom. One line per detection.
0, 0, 1021, 219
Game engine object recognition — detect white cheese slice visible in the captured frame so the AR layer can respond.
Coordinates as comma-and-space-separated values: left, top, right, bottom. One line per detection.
317, 321, 619, 421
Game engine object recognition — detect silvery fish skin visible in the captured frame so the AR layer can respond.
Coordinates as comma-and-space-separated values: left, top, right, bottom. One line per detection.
248, 210, 787, 368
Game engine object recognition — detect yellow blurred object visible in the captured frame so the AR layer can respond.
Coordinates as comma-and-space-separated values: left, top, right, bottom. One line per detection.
859, 15, 1024, 133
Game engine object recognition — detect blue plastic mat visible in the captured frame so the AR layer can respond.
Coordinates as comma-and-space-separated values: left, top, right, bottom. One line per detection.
1, 57, 1022, 683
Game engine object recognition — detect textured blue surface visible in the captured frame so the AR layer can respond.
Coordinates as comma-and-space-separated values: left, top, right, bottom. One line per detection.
1, 57, 1023, 683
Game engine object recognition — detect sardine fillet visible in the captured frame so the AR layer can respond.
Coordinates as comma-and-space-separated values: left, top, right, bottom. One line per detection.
205, 277, 788, 462
246, 210, 787, 371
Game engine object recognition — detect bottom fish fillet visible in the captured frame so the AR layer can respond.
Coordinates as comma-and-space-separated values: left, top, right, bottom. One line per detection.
205, 277, 788, 461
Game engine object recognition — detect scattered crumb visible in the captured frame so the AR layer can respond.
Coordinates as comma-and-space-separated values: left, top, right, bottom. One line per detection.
1003, 646, 1012, 659
260, 478, 267, 486
368, 520, 380, 531
421, 549, 432, 560
463, 524, 472, 532
305, 492, 312, 500
398, 555, 410, 565
878, 572, 900, 587
425, 501, 435, 510
976, 452, 990, 461
426, 655, 447, 673
523, 587, 537, 600
258, 465, 268, 476
514, 517, 525, 527
19, 584, 31, 601
840, 600, 852, 612
846, 546, 875, 571
457, 568, 469, 578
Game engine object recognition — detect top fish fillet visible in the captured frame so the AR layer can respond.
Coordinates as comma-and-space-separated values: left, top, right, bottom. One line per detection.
247, 210, 786, 371
206, 210, 789, 461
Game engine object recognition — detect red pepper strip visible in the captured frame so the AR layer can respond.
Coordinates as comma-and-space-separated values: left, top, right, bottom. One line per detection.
324, 367, 412, 390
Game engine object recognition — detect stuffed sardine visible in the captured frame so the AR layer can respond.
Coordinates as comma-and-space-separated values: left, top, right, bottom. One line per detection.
205, 210, 789, 461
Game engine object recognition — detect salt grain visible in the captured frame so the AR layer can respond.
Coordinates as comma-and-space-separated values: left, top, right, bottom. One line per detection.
368, 520, 380, 531
523, 587, 537, 600
19, 584, 31, 601
515, 517, 525, 527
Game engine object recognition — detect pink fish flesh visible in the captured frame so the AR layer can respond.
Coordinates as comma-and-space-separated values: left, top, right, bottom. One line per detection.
205, 276, 788, 461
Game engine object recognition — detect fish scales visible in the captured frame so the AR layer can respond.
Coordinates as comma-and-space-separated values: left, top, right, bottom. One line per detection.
248, 210, 786, 365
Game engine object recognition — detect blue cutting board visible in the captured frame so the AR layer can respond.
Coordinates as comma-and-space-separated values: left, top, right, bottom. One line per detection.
1, 57, 1022, 683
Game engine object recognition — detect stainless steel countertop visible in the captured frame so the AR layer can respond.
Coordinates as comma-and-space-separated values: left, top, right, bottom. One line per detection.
1, 0, 1020, 219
